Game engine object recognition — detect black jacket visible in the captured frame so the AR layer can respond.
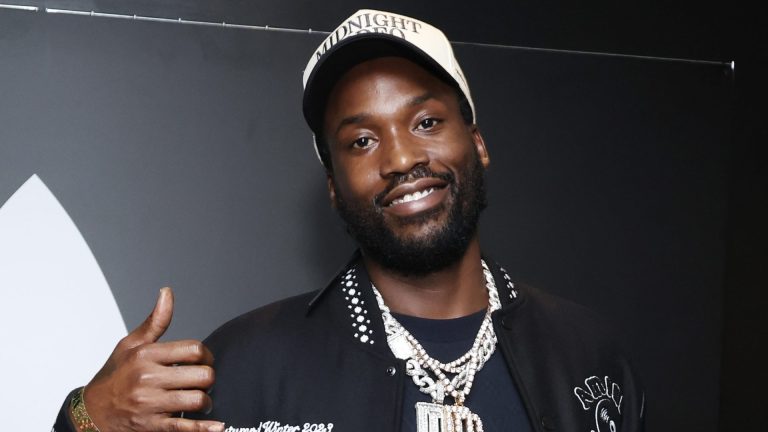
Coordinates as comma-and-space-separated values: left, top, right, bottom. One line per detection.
55, 255, 644, 432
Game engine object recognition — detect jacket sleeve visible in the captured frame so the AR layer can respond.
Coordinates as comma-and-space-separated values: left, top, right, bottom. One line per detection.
52, 388, 79, 432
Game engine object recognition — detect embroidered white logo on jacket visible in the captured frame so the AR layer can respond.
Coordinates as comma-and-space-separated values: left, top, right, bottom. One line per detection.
574, 375, 623, 432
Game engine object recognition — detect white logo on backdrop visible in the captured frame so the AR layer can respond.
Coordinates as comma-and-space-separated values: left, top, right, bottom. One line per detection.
0, 175, 127, 430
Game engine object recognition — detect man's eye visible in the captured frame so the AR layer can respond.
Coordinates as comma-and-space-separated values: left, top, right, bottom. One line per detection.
352, 137, 372, 148
417, 118, 439, 130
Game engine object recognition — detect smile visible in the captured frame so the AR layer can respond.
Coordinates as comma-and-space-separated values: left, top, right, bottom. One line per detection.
388, 187, 437, 207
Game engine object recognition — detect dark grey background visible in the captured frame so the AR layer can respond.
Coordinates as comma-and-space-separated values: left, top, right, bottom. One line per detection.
1, 1, 765, 431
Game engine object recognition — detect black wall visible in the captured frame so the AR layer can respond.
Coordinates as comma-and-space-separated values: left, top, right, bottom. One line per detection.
2, 1, 764, 430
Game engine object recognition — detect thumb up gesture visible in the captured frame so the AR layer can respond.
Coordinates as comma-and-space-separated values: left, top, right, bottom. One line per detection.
75, 288, 225, 432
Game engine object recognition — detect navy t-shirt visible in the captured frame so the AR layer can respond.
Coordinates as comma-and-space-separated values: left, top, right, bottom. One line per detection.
395, 310, 533, 432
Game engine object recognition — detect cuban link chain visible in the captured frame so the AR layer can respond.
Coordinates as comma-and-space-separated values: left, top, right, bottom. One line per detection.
371, 260, 501, 432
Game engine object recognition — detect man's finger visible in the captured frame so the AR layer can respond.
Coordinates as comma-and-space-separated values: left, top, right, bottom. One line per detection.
161, 389, 213, 414
151, 364, 215, 390
159, 418, 225, 432
123, 287, 175, 348
136, 339, 214, 366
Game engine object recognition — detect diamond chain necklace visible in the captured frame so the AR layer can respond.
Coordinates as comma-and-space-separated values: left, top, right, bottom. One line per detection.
371, 260, 501, 432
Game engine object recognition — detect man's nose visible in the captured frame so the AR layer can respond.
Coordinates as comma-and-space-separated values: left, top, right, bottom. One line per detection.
379, 129, 429, 177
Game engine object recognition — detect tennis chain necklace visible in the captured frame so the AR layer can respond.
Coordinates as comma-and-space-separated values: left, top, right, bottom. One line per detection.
371, 260, 501, 432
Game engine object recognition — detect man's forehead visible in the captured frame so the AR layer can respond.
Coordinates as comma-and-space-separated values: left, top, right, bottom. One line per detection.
330, 92, 442, 135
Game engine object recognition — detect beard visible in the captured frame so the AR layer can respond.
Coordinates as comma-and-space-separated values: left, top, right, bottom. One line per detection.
333, 151, 487, 277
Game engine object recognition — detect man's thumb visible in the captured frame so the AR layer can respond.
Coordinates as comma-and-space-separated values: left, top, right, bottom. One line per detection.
130, 287, 174, 345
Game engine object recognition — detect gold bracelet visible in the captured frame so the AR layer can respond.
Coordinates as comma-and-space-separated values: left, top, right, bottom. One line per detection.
70, 387, 101, 432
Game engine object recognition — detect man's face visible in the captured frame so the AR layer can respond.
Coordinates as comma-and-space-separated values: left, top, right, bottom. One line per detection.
323, 56, 490, 276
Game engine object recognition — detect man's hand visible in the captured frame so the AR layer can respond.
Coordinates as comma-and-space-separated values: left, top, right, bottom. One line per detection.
78, 287, 225, 432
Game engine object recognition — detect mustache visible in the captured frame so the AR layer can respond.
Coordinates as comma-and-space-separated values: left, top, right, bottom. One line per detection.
373, 165, 455, 206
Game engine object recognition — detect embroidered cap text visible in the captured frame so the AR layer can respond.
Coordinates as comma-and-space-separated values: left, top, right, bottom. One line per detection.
314, 12, 423, 61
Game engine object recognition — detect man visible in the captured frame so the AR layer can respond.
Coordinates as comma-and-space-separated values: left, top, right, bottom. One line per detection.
54, 9, 644, 432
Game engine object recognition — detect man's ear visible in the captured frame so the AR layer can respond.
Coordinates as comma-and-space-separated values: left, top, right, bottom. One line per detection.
471, 126, 491, 168
327, 174, 337, 209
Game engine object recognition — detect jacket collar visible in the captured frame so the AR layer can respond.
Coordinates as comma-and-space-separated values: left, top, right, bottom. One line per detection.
306, 249, 361, 314
483, 256, 521, 308
305, 251, 522, 353
307, 251, 521, 310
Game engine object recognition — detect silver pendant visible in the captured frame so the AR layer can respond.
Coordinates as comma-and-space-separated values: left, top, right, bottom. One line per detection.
416, 402, 484, 432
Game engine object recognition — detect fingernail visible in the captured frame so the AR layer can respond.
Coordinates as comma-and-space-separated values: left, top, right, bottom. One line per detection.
209, 423, 225, 432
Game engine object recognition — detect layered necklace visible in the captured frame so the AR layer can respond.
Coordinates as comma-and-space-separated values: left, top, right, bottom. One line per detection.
371, 260, 501, 432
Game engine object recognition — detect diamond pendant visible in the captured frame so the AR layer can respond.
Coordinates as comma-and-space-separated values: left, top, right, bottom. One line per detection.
416, 402, 484, 432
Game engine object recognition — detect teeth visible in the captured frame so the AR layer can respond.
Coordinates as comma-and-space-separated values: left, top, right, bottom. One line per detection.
390, 187, 436, 206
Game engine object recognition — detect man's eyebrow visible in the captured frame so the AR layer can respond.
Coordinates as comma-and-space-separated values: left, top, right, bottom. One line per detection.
335, 113, 370, 135
409, 92, 435, 107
